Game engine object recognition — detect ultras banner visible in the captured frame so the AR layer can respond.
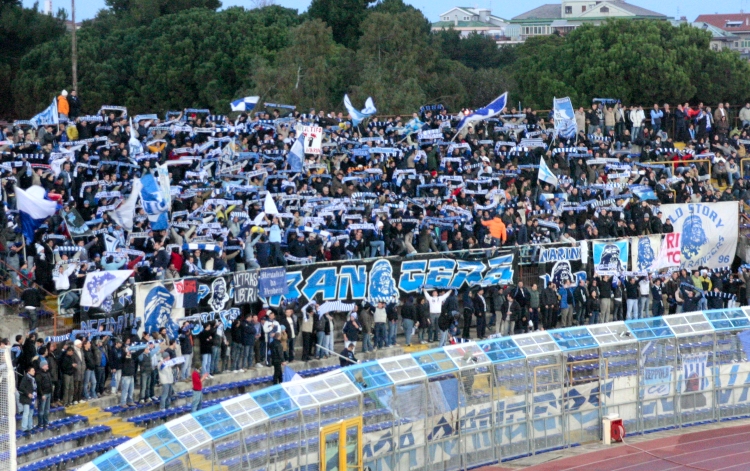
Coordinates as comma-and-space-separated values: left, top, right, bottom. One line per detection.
659, 202, 738, 270
130, 249, 517, 336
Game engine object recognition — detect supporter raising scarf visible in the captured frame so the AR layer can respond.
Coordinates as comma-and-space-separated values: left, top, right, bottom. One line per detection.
344, 94, 377, 127
139, 173, 169, 230
454, 91, 508, 137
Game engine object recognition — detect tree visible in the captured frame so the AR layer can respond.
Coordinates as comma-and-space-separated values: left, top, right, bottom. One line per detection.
13, 6, 299, 116
252, 19, 349, 111
0, 2, 66, 118
307, 0, 373, 49
435, 29, 517, 70
512, 20, 750, 108
103, 0, 221, 25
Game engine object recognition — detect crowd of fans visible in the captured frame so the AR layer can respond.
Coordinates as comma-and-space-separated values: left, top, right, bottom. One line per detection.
3, 91, 750, 429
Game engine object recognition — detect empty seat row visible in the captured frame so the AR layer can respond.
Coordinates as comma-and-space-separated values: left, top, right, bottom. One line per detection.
19, 436, 128, 471
17, 415, 88, 439
17, 425, 111, 458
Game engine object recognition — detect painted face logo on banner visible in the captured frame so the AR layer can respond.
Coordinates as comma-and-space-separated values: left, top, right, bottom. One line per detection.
636, 237, 655, 271
144, 285, 178, 338
599, 243, 624, 272
85, 272, 116, 306
368, 259, 399, 301
209, 277, 229, 312
682, 214, 708, 260
540, 261, 587, 287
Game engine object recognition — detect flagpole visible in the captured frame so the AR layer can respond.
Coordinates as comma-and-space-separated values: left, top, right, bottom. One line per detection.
71, 0, 78, 91
315, 343, 358, 364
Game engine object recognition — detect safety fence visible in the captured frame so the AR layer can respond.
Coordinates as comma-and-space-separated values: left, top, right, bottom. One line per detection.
0, 347, 17, 471
75, 307, 750, 471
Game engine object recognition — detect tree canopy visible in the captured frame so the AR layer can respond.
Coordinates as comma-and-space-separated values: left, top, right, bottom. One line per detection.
4, 4, 750, 119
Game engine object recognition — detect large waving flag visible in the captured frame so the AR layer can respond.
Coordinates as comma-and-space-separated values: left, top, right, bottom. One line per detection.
110, 178, 142, 232
80, 270, 133, 307
288, 137, 304, 172
230, 96, 259, 112
344, 95, 377, 126
454, 92, 508, 137
140, 173, 169, 230
15, 185, 59, 242
29, 99, 59, 128
538, 157, 559, 187
553, 97, 577, 139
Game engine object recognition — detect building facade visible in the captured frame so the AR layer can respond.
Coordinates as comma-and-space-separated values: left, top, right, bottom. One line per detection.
510, 0, 667, 41
431, 7, 516, 43
694, 14, 750, 54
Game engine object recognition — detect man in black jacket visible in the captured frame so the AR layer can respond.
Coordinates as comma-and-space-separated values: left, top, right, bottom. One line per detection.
18, 366, 36, 432
60, 347, 77, 407
241, 314, 256, 370
270, 330, 285, 384
339, 343, 357, 367
501, 293, 522, 336
540, 282, 559, 330
36, 359, 53, 428
20, 285, 43, 331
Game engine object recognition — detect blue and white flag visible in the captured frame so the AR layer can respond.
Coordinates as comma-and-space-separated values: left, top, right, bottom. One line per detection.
230, 96, 259, 112
15, 185, 58, 243
344, 95, 377, 127
29, 99, 59, 128
80, 270, 132, 307
139, 173, 169, 230
288, 137, 304, 172
283, 365, 302, 383
538, 157, 559, 187
454, 92, 508, 136
632, 186, 657, 201
553, 97, 577, 140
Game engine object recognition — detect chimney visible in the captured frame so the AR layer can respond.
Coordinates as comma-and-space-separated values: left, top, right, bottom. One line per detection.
44, 0, 52, 15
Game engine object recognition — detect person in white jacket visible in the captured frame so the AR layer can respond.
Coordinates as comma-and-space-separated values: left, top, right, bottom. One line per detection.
423, 289, 450, 342
629, 105, 645, 141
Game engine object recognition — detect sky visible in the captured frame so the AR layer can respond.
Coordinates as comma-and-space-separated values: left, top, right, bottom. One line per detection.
22, 0, 750, 24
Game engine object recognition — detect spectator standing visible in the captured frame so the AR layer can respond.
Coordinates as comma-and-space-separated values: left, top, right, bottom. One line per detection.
19, 366, 36, 432
36, 359, 52, 428
651, 278, 664, 317
178, 323, 193, 380
299, 308, 314, 361
270, 331, 285, 384
473, 288, 488, 339
60, 347, 76, 407
339, 343, 357, 367
638, 277, 651, 318
120, 349, 136, 407
191, 366, 209, 412
199, 323, 213, 376
158, 352, 175, 411
424, 289, 450, 342
400, 297, 416, 347
528, 284, 540, 331
108, 339, 123, 396
57, 90, 69, 120
587, 291, 601, 325
625, 277, 640, 320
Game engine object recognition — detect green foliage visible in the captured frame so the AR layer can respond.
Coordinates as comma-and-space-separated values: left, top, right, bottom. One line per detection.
436, 29, 517, 70
513, 20, 750, 108
103, 0, 221, 25
252, 19, 349, 111
13, 6, 299, 116
307, 0, 374, 49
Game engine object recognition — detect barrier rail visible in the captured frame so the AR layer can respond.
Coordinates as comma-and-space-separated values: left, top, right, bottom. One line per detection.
76, 307, 750, 471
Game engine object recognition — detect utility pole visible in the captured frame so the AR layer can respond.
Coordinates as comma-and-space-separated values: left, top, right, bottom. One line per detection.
71, 0, 77, 91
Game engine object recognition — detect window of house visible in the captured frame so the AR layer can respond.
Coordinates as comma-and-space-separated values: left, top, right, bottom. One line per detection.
582, 5, 586, 11
464, 16, 469, 20
601, 6, 609, 13
565, 6, 572, 13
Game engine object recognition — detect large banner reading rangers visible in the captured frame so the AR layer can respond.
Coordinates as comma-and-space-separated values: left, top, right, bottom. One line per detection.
302, 125, 323, 155
659, 202, 738, 270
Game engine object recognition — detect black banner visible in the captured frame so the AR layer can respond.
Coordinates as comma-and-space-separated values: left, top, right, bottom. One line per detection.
233, 271, 258, 305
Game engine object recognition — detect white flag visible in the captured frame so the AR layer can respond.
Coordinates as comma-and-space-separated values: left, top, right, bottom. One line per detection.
538, 157, 559, 187
80, 270, 133, 307
264, 192, 279, 215
109, 178, 142, 232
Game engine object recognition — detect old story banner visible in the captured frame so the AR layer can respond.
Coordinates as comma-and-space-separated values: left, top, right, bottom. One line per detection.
659, 202, 738, 270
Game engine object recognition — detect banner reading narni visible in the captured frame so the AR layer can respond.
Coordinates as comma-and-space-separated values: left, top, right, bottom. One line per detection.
593, 240, 628, 276
538, 244, 586, 287
659, 202, 738, 269
262, 250, 516, 306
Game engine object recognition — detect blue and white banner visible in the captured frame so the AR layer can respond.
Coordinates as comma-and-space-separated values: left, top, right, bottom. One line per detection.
659, 202, 738, 270
643, 366, 673, 400
682, 352, 709, 393
538, 245, 581, 264
630, 235, 661, 272
139, 173, 169, 230
592, 240, 628, 276
80, 270, 132, 308
29, 99, 59, 128
553, 97, 576, 140
258, 267, 288, 298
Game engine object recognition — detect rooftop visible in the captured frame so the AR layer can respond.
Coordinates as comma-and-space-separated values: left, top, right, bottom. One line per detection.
695, 13, 750, 32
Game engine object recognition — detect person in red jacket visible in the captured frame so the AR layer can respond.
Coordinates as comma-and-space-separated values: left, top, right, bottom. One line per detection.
481, 215, 507, 245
